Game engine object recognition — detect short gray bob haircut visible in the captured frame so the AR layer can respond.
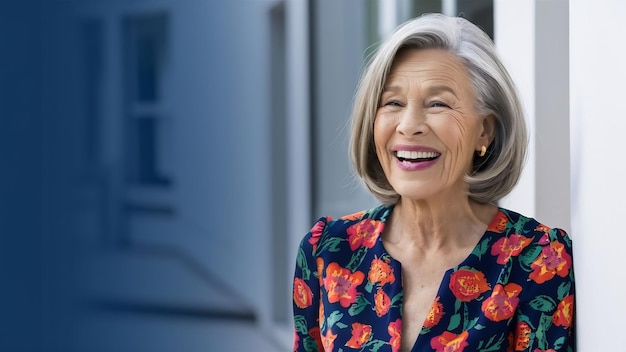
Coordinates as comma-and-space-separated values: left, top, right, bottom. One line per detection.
350, 13, 527, 205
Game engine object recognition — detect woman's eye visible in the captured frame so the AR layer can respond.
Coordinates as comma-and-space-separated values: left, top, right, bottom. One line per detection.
429, 101, 449, 108
384, 100, 403, 107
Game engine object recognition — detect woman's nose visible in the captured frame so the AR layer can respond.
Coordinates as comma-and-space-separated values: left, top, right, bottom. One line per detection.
397, 105, 428, 136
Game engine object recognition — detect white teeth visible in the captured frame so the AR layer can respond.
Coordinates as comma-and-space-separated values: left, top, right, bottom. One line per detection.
396, 150, 439, 159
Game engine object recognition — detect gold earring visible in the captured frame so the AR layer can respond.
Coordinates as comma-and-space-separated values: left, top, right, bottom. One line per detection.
479, 146, 487, 157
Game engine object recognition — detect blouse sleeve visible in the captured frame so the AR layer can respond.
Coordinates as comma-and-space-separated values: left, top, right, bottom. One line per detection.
292, 217, 328, 352
516, 228, 576, 351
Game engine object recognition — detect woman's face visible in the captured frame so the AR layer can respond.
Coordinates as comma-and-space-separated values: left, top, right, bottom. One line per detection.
374, 48, 493, 202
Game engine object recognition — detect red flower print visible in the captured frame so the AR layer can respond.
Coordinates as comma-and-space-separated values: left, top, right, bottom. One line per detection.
491, 234, 533, 264
487, 211, 508, 233
347, 219, 382, 251
388, 319, 402, 352
345, 322, 373, 349
308, 327, 324, 351
529, 241, 572, 284
514, 321, 531, 351
449, 269, 491, 302
341, 211, 365, 221
323, 262, 365, 308
322, 328, 337, 351
481, 283, 522, 322
374, 287, 391, 317
293, 278, 313, 309
430, 330, 469, 352
552, 294, 574, 328
368, 256, 396, 287
308, 218, 328, 252
423, 296, 445, 329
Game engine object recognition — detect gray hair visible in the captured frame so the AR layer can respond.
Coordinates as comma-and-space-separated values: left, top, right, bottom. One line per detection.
350, 13, 527, 205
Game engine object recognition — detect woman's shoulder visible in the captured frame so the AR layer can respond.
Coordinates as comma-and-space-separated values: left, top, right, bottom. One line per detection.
491, 207, 572, 248
298, 204, 392, 253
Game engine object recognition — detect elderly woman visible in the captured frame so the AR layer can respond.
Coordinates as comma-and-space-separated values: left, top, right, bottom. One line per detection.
292, 13, 575, 352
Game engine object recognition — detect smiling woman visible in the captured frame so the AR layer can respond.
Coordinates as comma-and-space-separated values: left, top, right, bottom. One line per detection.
292, 13, 575, 352
373, 48, 495, 202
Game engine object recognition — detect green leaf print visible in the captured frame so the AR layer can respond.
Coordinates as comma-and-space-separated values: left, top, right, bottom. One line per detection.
479, 332, 506, 352
557, 281, 572, 301
529, 295, 557, 312
335, 322, 348, 329
346, 246, 368, 272
519, 245, 542, 271
536, 313, 552, 350
297, 248, 311, 281
365, 281, 374, 293
448, 313, 461, 330
348, 294, 370, 316
548, 228, 561, 241
316, 236, 343, 254
303, 336, 319, 352
512, 216, 531, 234
294, 315, 308, 334
554, 336, 566, 350
327, 310, 344, 329
390, 291, 403, 307
366, 340, 387, 352
464, 316, 479, 331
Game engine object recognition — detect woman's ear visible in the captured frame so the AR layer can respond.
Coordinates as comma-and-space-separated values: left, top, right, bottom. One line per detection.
478, 114, 496, 149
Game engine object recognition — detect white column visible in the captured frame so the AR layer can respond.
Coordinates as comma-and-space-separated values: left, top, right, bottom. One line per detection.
570, 1, 626, 350
534, 0, 571, 233
495, 0, 570, 233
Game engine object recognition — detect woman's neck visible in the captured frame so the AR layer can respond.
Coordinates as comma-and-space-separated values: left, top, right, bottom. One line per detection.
385, 197, 496, 252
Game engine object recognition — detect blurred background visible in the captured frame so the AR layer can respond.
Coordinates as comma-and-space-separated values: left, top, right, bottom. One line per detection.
1, 0, 624, 351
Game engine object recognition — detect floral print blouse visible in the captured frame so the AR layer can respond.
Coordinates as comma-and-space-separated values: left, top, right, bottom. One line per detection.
292, 204, 575, 352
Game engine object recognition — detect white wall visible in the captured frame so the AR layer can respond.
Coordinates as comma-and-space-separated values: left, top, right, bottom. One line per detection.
498, 0, 626, 349
570, 1, 626, 350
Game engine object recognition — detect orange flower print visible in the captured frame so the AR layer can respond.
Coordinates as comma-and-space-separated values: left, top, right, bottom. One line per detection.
449, 269, 491, 302
430, 330, 469, 352
308, 327, 324, 351
491, 234, 533, 264
293, 278, 313, 309
345, 322, 373, 349
552, 294, 574, 328
323, 262, 365, 308
487, 211, 508, 233
514, 321, 531, 351
368, 256, 396, 287
388, 318, 402, 352
322, 328, 337, 351
347, 219, 382, 251
374, 287, 391, 317
308, 218, 328, 252
529, 241, 572, 284
481, 283, 522, 322
424, 296, 445, 329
